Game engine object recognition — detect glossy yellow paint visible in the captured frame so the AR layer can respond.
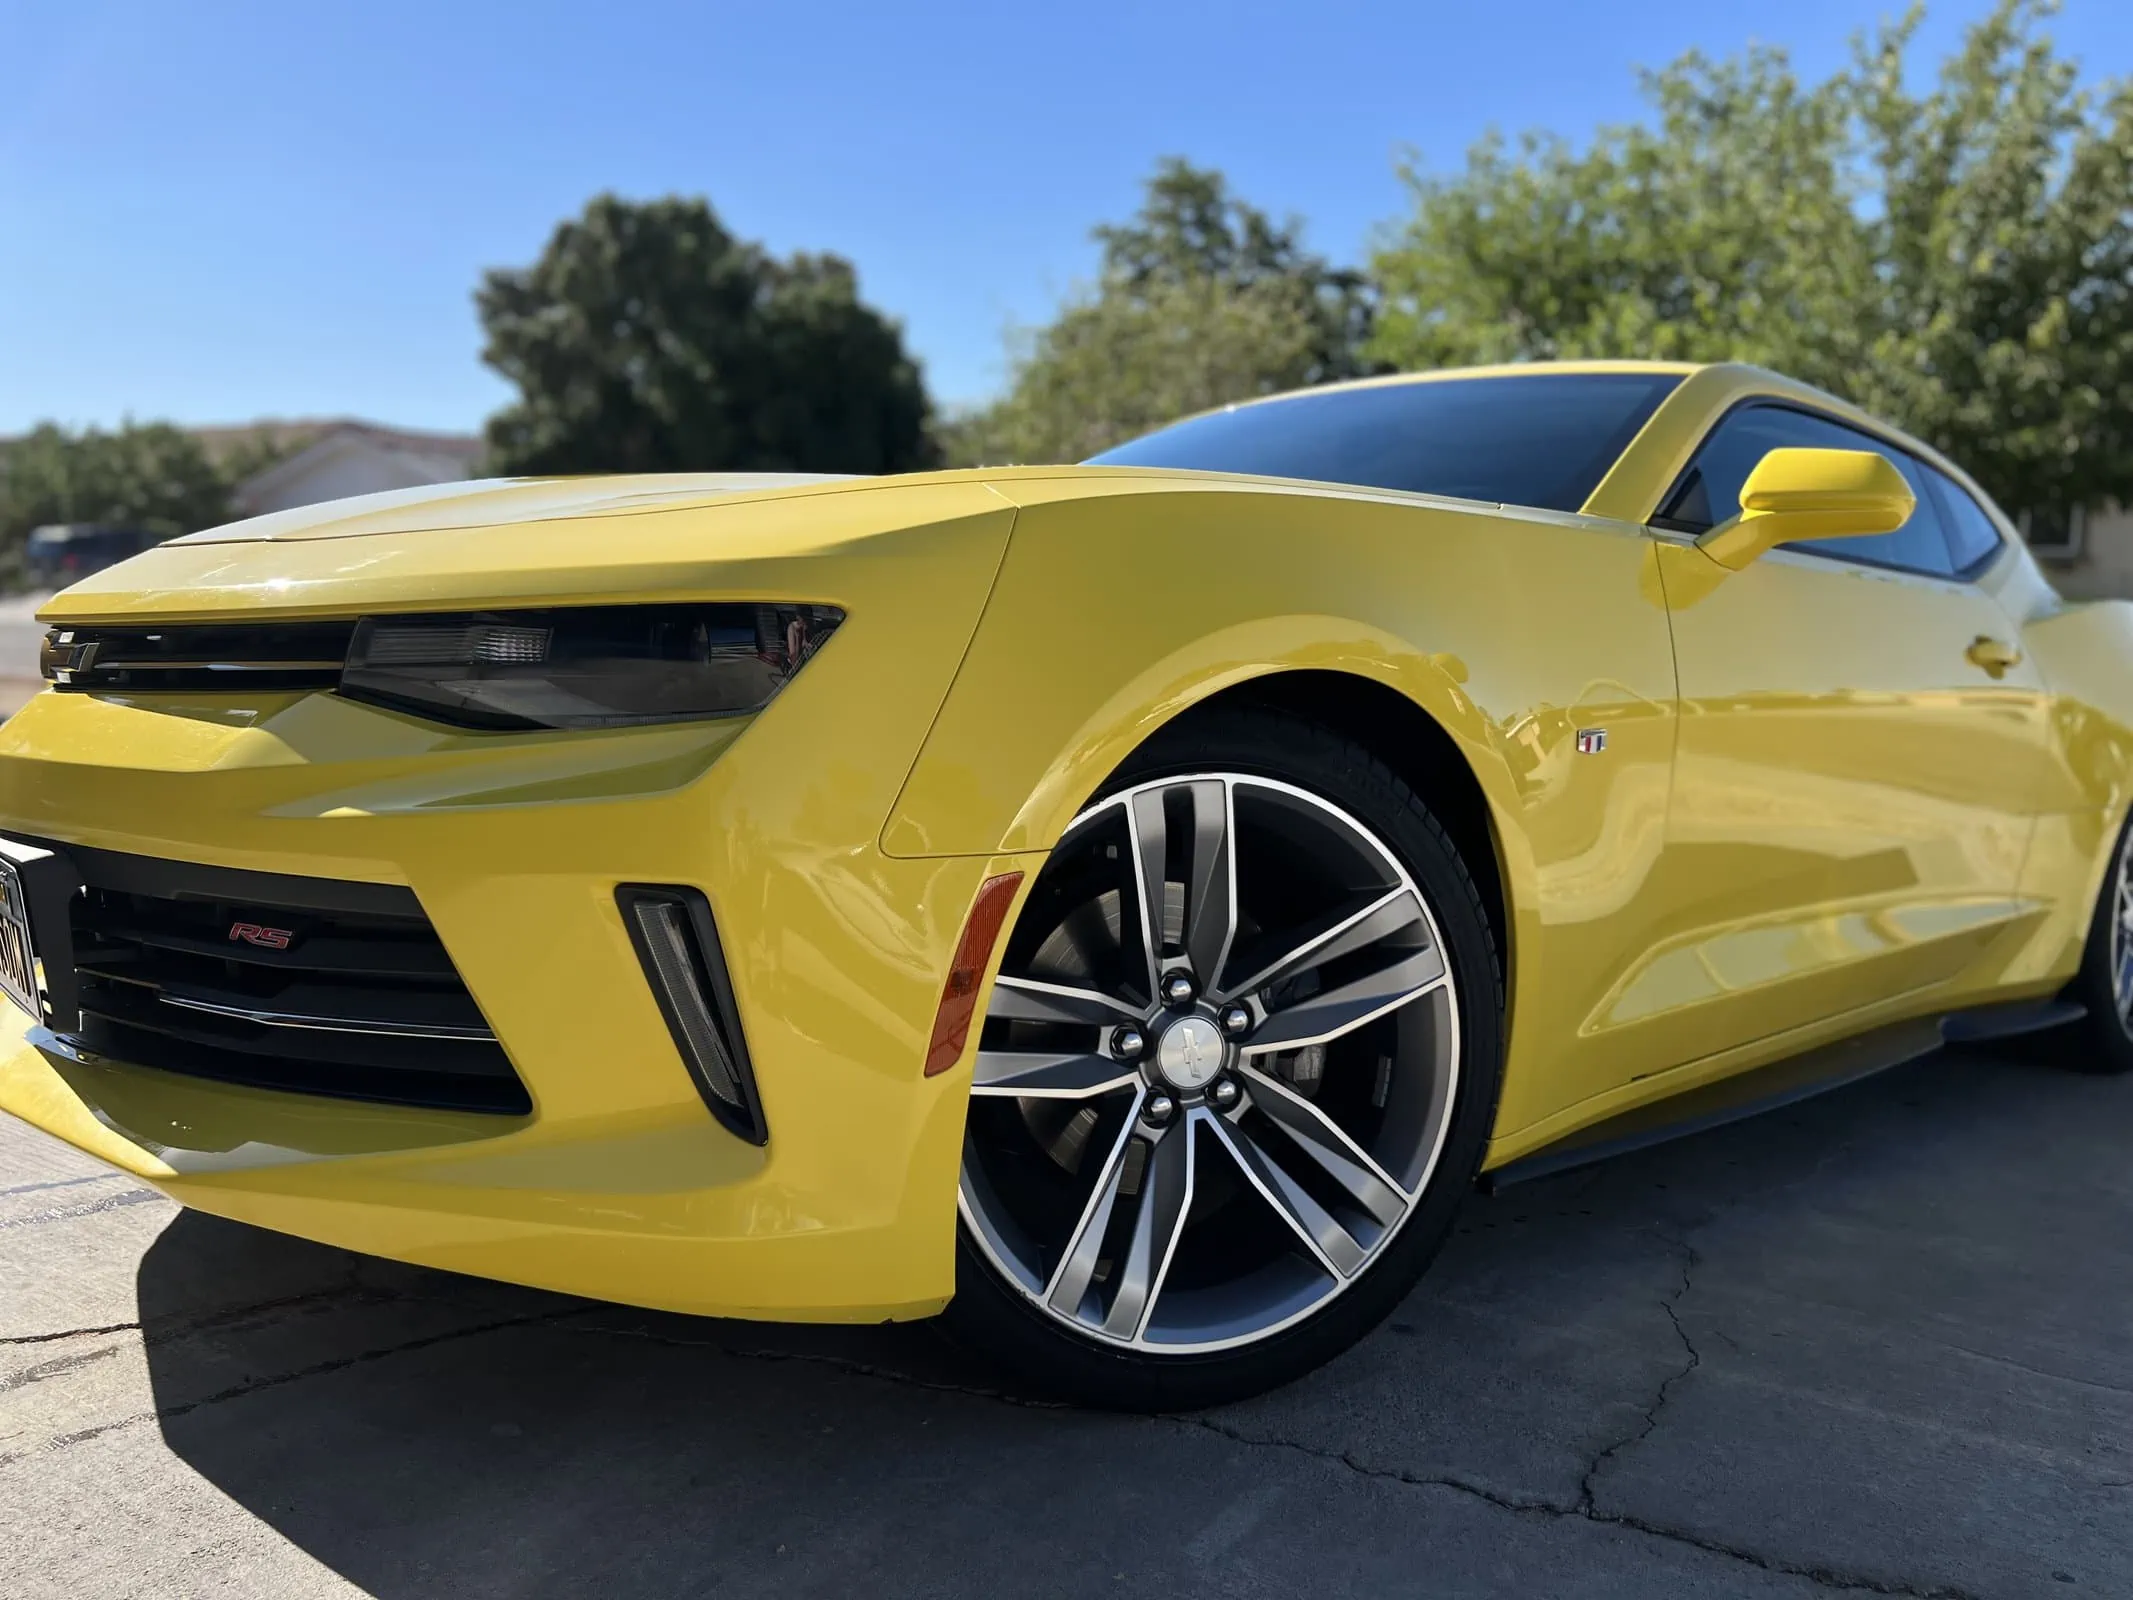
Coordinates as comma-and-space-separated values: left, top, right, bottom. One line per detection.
1643, 541, 2050, 1049
881, 479, 1683, 1138
0, 482, 1038, 1320
1696, 447, 1915, 569
3, 359, 2131, 1322
887, 363, 2133, 1166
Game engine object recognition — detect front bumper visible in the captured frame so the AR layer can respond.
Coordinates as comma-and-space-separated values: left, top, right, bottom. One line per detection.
0, 630, 1033, 1322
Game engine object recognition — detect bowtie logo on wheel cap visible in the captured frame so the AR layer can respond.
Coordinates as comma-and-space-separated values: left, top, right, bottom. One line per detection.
1154, 1014, 1225, 1091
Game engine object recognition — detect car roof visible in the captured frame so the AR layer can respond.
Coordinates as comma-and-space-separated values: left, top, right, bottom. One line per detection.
1317, 358, 1705, 390
1212, 359, 1705, 413
1133, 360, 1709, 439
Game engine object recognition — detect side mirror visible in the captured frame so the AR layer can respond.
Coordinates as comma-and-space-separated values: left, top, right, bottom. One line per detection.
1695, 447, 1916, 571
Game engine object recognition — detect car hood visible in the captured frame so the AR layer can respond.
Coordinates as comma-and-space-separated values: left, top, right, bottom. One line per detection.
37, 472, 1026, 625
168, 474, 863, 545
33, 464, 1318, 626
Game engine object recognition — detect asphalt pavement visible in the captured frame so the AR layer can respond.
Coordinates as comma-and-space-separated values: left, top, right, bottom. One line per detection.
3, 1037, 2131, 1599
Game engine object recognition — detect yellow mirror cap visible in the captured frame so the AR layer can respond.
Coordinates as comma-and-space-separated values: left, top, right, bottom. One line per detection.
1740, 448, 1914, 516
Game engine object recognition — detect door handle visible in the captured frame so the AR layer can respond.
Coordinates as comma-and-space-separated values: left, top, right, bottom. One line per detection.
1966, 635, 2023, 678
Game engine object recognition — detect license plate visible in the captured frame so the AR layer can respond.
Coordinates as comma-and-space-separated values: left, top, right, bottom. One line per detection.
0, 854, 42, 1019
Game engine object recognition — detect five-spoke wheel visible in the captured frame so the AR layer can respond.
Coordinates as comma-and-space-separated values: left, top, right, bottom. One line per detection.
956, 753, 1478, 1393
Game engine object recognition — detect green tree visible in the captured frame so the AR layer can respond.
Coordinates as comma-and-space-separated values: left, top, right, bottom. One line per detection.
951, 160, 1378, 464
0, 421, 234, 568
1368, 0, 2133, 521
478, 194, 938, 476
1094, 158, 1378, 388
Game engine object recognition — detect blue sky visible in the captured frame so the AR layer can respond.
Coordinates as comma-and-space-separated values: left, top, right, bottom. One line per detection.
2, 0, 2126, 435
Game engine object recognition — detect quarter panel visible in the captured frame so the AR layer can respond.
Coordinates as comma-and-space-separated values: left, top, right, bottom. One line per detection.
2006, 595, 2133, 981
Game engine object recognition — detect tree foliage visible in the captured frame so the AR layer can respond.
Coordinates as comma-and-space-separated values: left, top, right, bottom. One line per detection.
1369, 0, 2133, 519
479, 194, 939, 476
951, 161, 1379, 464
0, 421, 233, 562
1093, 158, 1377, 389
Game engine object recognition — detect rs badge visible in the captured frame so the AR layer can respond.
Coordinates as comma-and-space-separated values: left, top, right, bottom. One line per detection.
1575, 728, 1608, 755
228, 922, 294, 950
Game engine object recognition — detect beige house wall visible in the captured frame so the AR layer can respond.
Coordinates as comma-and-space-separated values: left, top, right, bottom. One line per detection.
2034, 502, 2133, 601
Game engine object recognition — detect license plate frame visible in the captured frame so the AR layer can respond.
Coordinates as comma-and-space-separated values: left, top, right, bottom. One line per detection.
0, 837, 83, 1032
0, 853, 38, 1019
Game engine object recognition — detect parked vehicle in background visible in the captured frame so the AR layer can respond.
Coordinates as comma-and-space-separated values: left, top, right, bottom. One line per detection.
24, 525, 160, 589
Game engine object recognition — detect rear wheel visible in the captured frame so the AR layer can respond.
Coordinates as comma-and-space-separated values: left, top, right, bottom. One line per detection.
945, 709, 1502, 1409
2059, 814, 2133, 1075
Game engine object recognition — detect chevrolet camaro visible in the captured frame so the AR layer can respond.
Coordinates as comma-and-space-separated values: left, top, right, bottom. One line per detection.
4, 361, 2130, 1409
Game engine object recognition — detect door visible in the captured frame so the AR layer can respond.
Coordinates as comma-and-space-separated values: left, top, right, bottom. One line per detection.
1621, 403, 2052, 1068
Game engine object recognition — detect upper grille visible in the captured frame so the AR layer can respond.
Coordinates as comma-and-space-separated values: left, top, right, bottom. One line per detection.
41, 622, 355, 693
57, 847, 528, 1115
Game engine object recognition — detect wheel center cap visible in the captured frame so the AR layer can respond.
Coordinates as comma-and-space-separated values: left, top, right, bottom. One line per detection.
1155, 1014, 1225, 1091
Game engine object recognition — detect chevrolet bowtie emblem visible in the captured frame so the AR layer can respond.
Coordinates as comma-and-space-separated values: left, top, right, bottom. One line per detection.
39, 634, 99, 684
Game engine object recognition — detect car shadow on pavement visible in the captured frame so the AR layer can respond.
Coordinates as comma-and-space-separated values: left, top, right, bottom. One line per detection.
135, 1043, 2133, 1599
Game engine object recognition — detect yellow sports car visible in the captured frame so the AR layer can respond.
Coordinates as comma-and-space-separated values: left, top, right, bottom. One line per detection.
4, 360, 2130, 1408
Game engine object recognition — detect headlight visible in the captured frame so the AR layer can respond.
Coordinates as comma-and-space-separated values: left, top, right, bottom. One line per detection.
338, 602, 844, 731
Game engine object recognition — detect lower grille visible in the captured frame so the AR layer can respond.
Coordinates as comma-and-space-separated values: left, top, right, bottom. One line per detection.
58, 847, 528, 1115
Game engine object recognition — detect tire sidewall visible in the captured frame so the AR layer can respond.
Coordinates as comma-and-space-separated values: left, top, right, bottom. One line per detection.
2071, 812, 2133, 1074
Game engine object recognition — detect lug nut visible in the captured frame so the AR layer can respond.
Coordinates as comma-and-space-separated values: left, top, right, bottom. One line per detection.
1208, 1076, 1242, 1111
1112, 1025, 1146, 1059
1219, 1004, 1252, 1037
1144, 1091, 1178, 1125
1161, 972, 1196, 1007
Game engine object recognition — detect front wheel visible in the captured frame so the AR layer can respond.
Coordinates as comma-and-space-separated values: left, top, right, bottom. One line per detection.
944, 709, 1503, 1410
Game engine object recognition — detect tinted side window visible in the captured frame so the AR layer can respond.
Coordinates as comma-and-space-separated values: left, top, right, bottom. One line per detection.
1658, 405, 1955, 578
1929, 471, 2006, 575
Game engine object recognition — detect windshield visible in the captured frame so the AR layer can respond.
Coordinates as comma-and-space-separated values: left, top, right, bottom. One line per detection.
1086, 371, 1683, 514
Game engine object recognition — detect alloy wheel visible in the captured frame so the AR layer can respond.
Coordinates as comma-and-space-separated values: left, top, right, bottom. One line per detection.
957, 773, 1462, 1354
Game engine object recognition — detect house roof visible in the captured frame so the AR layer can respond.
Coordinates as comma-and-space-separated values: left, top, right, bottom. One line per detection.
227, 421, 485, 511
189, 418, 480, 474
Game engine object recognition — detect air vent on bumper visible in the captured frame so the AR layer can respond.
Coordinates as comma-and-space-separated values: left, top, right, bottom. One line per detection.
616, 885, 766, 1144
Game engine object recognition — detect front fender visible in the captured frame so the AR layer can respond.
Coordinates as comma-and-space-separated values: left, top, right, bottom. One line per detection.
879, 484, 1518, 859
878, 478, 1685, 1152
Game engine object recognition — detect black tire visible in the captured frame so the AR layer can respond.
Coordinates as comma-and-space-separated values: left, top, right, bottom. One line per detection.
942, 705, 1505, 1410
2055, 812, 2133, 1075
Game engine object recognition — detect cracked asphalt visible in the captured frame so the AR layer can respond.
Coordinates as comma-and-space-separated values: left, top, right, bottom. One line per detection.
3, 1038, 2130, 1598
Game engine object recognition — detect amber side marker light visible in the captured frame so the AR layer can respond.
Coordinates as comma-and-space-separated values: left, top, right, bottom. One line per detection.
925, 872, 1024, 1077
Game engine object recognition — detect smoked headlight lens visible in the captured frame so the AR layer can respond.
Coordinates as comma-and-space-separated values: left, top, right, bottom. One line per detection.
339, 603, 843, 731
